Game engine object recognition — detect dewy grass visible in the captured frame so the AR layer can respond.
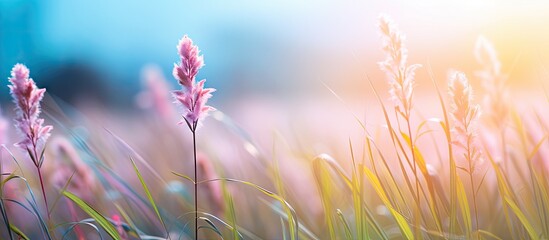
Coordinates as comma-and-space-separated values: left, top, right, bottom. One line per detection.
4, 13, 549, 240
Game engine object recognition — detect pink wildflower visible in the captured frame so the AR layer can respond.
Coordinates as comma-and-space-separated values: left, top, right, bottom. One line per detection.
8, 64, 52, 166
172, 35, 215, 131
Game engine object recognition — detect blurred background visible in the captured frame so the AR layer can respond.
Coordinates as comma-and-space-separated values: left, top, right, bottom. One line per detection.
3, 1, 549, 238
2, 0, 549, 110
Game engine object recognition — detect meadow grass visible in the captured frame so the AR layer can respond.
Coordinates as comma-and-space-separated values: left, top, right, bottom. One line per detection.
1, 15, 549, 240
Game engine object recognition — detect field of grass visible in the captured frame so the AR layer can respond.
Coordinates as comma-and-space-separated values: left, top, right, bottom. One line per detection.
2, 13, 549, 240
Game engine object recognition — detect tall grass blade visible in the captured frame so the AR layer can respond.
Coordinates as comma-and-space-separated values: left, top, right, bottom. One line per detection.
505, 196, 540, 240
130, 157, 168, 237
61, 221, 102, 240
312, 154, 388, 239
63, 191, 121, 239
223, 181, 240, 240
363, 166, 414, 240
337, 209, 353, 240
260, 199, 319, 240
456, 176, 472, 238
428, 63, 459, 235
9, 224, 29, 240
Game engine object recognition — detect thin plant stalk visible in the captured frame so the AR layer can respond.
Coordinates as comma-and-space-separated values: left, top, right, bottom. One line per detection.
183, 119, 201, 239
36, 166, 49, 218
449, 71, 482, 237
463, 131, 480, 236
406, 119, 421, 238
31, 143, 49, 219
192, 129, 198, 240
172, 35, 215, 240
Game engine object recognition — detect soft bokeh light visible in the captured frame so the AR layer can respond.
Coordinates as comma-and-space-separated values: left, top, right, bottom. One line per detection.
2, 1, 549, 239
3, 0, 549, 107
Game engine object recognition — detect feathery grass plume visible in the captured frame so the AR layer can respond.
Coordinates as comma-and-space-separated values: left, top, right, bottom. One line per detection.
136, 64, 174, 120
449, 71, 483, 168
48, 137, 95, 201
8, 64, 52, 162
449, 71, 481, 150
173, 35, 216, 131
8, 63, 52, 213
378, 15, 422, 238
378, 15, 421, 118
172, 35, 215, 240
448, 71, 482, 231
474, 36, 508, 123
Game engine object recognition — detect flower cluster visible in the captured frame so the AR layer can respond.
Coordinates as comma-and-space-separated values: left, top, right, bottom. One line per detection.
8, 64, 52, 166
475, 36, 508, 123
378, 15, 421, 118
449, 71, 482, 166
172, 35, 215, 131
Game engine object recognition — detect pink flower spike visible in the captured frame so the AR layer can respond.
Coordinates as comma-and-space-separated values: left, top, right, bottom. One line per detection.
173, 35, 204, 91
172, 36, 215, 131
8, 63, 52, 165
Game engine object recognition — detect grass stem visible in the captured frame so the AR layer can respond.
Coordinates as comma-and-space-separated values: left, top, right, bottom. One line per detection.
36, 166, 49, 220
193, 129, 198, 240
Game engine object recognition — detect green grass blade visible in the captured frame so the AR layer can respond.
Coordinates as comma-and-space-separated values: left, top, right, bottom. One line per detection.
0, 198, 14, 240
260, 199, 320, 240
280, 217, 288, 240
456, 176, 472, 238
505, 196, 540, 240
4, 175, 52, 240
348, 139, 364, 240
478, 230, 503, 240
312, 156, 339, 239
60, 221, 102, 239
313, 154, 388, 240
363, 167, 414, 240
199, 217, 224, 238
427, 63, 459, 235
9, 224, 29, 240
224, 184, 239, 240
222, 178, 298, 240
337, 209, 353, 240
63, 191, 121, 240
130, 158, 168, 236
188, 177, 297, 240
